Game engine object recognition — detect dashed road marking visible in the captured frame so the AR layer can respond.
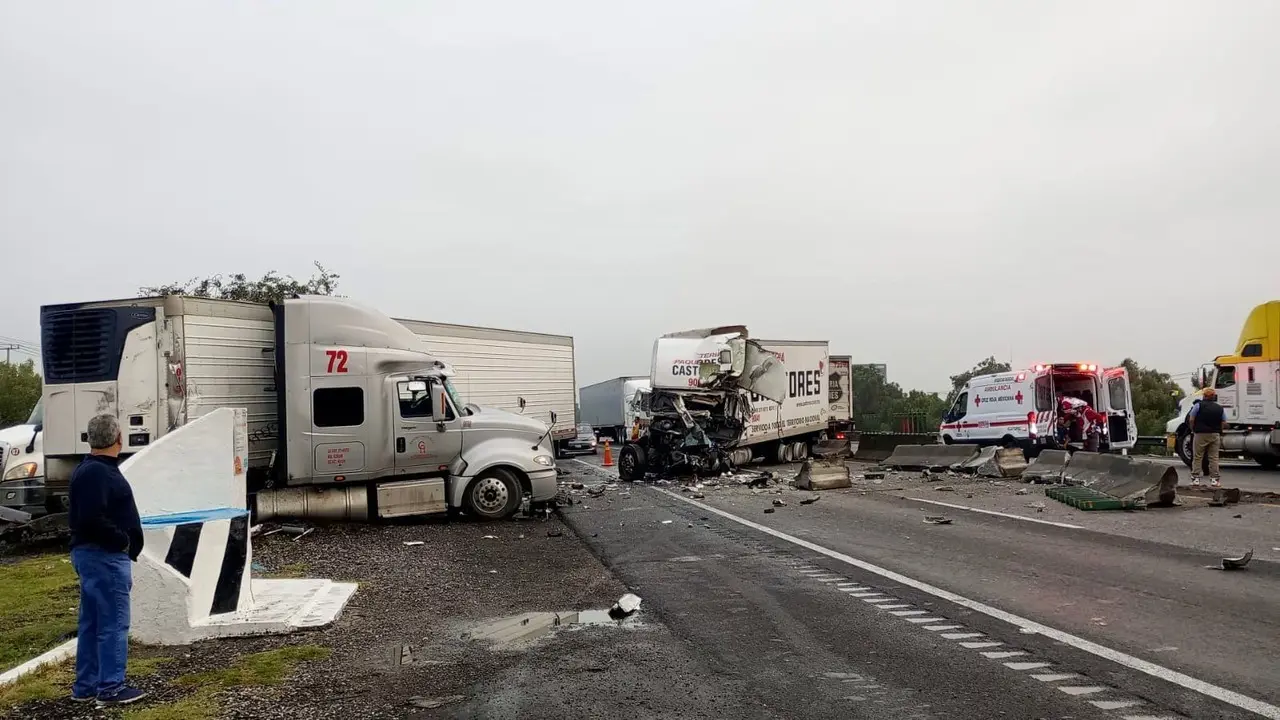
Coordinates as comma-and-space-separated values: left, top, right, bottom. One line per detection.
659, 489, 1280, 719
1005, 662, 1053, 671
904, 617, 946, 624
960, 642, 1003, 649
889, 610, 930, 616
982, 651, 1028, 659
1032, 673, 1080, 682
1091, 700, 1144, 710
1059, 686, 1108, 696
923, 625, 964, 631
941, 632, 984, 640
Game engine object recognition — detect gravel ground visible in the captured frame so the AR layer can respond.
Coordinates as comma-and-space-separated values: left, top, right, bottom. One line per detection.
5, 480, 633, 720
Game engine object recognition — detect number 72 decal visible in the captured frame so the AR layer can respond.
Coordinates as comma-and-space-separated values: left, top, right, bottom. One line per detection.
325, 349, 349, 373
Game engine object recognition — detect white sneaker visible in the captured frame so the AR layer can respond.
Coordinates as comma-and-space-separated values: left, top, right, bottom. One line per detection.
1211, 478, 1221, 487
1190, 477, 1201, 486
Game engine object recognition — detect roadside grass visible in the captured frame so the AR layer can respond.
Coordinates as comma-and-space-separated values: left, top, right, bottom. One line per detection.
0, 553, 78, 671
128, 645, 332, 719
0, 662, 73, 708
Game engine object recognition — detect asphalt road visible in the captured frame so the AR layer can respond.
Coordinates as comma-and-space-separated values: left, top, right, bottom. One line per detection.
565, 453, 1279, 720
1148, 456, 1280, 494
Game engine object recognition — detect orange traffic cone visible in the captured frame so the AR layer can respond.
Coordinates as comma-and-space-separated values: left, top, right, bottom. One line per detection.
602, 439, 615, 467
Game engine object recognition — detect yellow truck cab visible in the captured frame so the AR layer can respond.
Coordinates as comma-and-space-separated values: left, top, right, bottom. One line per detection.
1166, 301, 1280, 469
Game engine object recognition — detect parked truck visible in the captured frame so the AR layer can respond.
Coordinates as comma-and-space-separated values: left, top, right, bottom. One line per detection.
579, 376, 651, 442
1165, 300, 1280, 469
40, 295, 563, 521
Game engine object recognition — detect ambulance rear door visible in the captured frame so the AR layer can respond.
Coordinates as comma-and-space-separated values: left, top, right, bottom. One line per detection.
1103, 366, 1137, 449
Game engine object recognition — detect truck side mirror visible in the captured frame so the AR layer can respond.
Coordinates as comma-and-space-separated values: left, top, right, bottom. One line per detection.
433, 393, 449, 424
549, 410, 557, 425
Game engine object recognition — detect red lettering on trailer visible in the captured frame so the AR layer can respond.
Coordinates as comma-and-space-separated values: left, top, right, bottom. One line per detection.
325, 349, 349, 373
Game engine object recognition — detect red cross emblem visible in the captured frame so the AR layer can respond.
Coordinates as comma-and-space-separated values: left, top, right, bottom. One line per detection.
973, 395, 982, 406
1015, 391, 1024, 405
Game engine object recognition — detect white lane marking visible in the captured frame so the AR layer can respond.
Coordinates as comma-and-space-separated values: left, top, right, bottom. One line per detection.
877, 605, 914, 610
1120, 715, 1179, 720
941, 632, 984, 640
1032, 673, 1080, 682
846, 591, 881, 597
1059, 686, 1108, 696
889, 610, 929, 616
904, 617, 946, 624
982, 651, 1027, 659
1091, 700, 1144, 710
904, 497, 1084, 529
863, 598, 895, 604
815, 577, 844, 583
659, 489, 1280, 720
1005, 662, 1052, 671
961, 642, 1003, 649
923, 625, 964, 631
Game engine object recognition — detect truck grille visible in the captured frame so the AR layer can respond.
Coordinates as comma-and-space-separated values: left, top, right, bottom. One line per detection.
40, 306, 155, 384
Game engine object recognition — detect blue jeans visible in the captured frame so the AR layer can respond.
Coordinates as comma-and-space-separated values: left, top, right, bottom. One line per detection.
71, 545, 131, 698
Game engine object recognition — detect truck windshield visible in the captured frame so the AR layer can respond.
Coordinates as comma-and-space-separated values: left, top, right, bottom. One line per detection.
25, 397, 43, 426
442, 377, 470, 415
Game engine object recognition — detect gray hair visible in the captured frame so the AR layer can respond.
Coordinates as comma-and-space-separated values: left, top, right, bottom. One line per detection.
86, 414, 122, 450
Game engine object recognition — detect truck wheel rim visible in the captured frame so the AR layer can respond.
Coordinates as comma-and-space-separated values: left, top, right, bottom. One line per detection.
1181, 434, 1192, 460
620, 453, 634, 475
473, 477, 508, 513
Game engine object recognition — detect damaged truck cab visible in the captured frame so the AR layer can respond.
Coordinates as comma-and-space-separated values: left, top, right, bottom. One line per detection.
618, 326, 786, 480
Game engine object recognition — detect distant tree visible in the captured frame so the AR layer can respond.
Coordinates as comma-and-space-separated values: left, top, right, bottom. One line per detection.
139, 261, 340, 305
0, 360, 42, 428
949, 356, 1012, 396
1120, 358, 1184, 436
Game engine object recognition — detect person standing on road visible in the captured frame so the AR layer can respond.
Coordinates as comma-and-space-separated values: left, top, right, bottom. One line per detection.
68, 414, 147, 706
1189, 388, 1227, 487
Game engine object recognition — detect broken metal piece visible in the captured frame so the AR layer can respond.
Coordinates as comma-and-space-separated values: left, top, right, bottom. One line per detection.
933, 485, 954, 492
772, 498, 786, 507
1222, 549, 1253, 570
799, 496, 820, 505
763, 508, 775, 514
923, 515, 952, 525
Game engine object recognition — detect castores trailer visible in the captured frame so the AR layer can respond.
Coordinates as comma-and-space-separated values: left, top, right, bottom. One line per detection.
39, 295, 565, 521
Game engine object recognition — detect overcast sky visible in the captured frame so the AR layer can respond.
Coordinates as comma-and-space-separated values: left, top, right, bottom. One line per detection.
2, 1, 1277, 393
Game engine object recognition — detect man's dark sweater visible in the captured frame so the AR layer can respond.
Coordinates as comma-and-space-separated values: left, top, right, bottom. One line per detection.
69, 455, 143, 561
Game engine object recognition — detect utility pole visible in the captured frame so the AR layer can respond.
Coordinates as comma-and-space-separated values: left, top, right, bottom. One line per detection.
1, 344, 18, 364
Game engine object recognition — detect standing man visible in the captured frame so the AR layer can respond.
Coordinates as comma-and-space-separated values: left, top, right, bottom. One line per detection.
1189, 388, 1227, 487
68, 414, 147, 706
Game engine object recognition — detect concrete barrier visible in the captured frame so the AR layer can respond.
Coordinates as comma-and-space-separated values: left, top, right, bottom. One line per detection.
123, 408, 357, 645
1022, 449, 1070, 484
794, 458, 852, 490
852, 433, 935, 462
952, 446, 1027, 477
883, 443, 979, 470
1061, 452, 1179, 506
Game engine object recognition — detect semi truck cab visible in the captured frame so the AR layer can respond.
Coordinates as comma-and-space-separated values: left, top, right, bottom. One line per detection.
0, 398, 44, 513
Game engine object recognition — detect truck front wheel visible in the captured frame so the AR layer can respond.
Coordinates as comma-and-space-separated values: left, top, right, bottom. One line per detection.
1175, 428, 1193, 468
618, 444, 646, 481
465, 469, 522, 520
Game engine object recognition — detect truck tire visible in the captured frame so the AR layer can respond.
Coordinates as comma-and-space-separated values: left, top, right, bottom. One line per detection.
1175, 429, 1193, 468
792, 441, 808, 461
1256, 456, 1280, 471
618, 445, 646, 481
464, 468, 522, 520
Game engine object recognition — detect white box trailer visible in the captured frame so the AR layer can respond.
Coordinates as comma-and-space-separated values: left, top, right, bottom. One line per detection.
828, 354, 854, 436
742, 340, 831, 460
579, 375, 650, 442
395, 319, 577, 444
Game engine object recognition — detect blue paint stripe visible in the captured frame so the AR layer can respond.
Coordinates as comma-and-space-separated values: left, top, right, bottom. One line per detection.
140, 507, 249, 527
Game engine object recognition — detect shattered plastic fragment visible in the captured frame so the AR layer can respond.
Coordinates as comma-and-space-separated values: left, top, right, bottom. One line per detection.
610, 593, 642, 619
403, 541, 425, 546
800, 496, 820, 505
1221, 549, 1253, 571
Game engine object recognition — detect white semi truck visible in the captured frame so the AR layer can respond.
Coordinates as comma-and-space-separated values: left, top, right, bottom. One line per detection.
1165, 300, 1280, 469
40, 295, 563, 521
0, 399, 44, 513
828, 354, 854, 439
578, 376, 651, 442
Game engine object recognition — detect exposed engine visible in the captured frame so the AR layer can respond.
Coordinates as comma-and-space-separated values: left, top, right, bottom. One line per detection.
619, 389, 751, 479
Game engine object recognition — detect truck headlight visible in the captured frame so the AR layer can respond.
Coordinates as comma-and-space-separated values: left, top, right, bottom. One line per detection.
3, 462, 40, 481
533, 455, 554, 467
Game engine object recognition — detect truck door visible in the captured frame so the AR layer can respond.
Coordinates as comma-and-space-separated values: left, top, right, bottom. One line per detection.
392, 379, 463, 477
1214, 365, 1239, 421
1103, 367, 1137, 449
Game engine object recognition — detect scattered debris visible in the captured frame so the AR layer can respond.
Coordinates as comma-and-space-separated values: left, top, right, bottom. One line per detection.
799, 496, 820, 505
1233, 514, 1243, 519
409, 695, 467, 709
1015, 488, 1030, 496
1221, 549, 1254, 571
772, 498, 786, 507
547, 529, 564, 538
693, 493, 706, 499
610, 593, 642, 619
923, 515, 952, 525
249, 524, 263, 536
933, 485, 954, 492
403, 541, 424, 547
865, 471, 886, 480
764, 508, 775, 514
1025, 502, 1046, 512
280, 524, 310, 536
291, 527, 314, 542
921, 469, 932, 479
661, 520, 673, 524
571, 482, 585, 490
481, 535, 498, 540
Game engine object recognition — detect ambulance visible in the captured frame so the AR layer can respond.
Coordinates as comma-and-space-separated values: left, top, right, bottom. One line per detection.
939, 363, 1136, 452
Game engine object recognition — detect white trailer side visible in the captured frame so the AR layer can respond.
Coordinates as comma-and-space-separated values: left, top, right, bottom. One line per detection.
396, 319, 577, 441
742, 340, 830, 449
